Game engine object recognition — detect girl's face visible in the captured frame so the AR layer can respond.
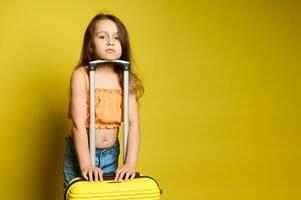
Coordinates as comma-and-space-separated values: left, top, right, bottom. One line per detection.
92, 19, 122, 60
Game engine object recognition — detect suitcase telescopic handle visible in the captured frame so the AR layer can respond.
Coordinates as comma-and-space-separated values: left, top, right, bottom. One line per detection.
88, 60, 130, 166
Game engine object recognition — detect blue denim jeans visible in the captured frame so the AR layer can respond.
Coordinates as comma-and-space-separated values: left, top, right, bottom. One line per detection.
63, 135, 120, 193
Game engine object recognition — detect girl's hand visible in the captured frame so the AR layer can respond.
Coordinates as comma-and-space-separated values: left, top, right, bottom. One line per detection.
81, 165, 104, 182
114, 163, 136, 182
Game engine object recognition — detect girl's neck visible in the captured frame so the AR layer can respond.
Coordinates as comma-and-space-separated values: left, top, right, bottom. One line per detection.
95, 64, 115, 73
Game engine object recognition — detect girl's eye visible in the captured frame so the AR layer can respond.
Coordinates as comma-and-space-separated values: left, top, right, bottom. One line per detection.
115, 37, 119, 40
99, 35, 106, 39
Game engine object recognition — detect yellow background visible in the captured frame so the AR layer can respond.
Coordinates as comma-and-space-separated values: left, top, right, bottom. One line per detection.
0, 0, 299, 199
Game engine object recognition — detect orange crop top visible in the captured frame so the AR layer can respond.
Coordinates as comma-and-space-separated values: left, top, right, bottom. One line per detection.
67, 66, 123, 129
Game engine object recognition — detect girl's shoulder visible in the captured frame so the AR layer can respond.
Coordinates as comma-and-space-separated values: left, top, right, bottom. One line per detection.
71, 66, 88, 79
71, 66, 89, 91
73, 66, 89, 76
76, 65, 88, 72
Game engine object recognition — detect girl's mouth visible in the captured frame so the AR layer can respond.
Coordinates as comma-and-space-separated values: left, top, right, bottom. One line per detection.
105, 49, 115, 52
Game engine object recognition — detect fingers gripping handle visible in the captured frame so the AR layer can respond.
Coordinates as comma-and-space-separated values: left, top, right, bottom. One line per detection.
88, 60, 130, 166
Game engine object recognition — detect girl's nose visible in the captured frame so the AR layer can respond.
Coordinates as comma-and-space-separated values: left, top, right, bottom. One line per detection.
107, 37, 114, 46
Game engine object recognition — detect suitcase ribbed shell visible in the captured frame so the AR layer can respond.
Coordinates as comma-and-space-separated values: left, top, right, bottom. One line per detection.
66, 176, 162, 200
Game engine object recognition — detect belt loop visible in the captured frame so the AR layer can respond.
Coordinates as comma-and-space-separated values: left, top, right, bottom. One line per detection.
65, 135, 72, 142
114, 140, 120, 149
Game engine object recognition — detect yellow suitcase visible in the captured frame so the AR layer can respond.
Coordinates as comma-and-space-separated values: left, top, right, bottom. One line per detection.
65, 173, 162, 200
65, 60, 162, 200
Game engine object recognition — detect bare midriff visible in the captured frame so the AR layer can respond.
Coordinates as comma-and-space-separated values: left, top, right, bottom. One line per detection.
90, 127, 119, 149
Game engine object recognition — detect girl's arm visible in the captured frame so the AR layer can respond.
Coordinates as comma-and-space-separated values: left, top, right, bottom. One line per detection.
70, 69, 103, 181
114, 91, 140, 181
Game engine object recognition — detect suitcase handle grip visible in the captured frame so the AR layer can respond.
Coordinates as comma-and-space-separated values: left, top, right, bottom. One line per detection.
102, 172, 140, 180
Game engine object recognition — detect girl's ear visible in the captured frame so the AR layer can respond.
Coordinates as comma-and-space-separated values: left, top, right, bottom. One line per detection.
89, 44, 94, 54
88, 41, 94, 53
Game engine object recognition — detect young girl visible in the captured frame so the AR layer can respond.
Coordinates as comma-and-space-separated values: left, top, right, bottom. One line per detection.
63, 13, 144, 192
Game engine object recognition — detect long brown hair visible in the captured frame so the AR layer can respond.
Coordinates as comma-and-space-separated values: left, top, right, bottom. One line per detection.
75, 13, 144, 98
